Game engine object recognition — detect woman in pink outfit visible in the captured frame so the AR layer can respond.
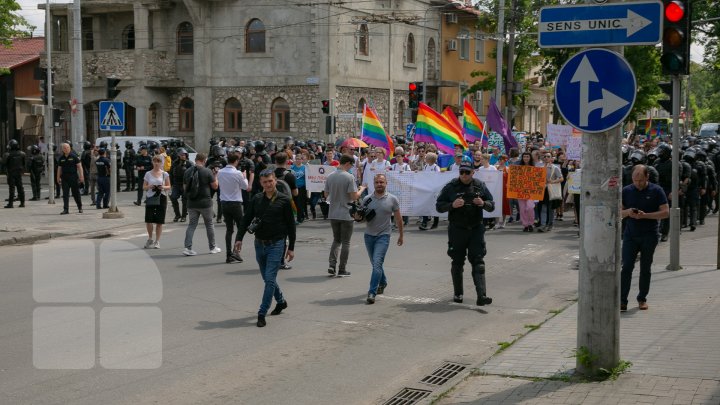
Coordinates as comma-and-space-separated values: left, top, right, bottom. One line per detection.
517, 152, 537, 232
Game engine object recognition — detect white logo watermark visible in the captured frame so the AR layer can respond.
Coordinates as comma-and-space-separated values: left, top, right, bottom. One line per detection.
33, 240, 163, 369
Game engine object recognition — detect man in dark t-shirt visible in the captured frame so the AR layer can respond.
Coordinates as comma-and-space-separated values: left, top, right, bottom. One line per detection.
620, 165, 669, 312
183, 153, 220, 256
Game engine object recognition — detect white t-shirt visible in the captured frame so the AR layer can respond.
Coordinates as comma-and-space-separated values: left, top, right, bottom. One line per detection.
424, 163, 441, 173
144, 171, 168, 197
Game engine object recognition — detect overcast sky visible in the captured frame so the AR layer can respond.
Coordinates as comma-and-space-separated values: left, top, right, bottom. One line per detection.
17, 0, 706, 63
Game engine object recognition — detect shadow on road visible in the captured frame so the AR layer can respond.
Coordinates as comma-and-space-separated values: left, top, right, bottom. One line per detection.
396, 301, 488, 314
195, 316, 258, 330
285, 275, 335, 283
309, 295, 367, 306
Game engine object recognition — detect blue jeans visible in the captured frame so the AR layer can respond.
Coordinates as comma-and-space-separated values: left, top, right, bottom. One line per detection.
96, 176, 110, 208
255, 239, 286, 316
621, 233, 659, 305
364, 233, 390, 295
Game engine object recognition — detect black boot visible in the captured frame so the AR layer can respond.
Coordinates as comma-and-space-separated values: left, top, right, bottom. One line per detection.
451, 264, 464, 302
472, 263, 492, 306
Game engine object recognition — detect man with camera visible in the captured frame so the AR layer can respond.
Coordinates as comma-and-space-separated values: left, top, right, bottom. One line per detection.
236, 169, 296, 328
354, 173, 403, 304
436, 161, 495, 306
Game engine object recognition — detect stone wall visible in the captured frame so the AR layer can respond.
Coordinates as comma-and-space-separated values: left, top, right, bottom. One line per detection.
43, 50, 178, 84
335, 86, 409, 137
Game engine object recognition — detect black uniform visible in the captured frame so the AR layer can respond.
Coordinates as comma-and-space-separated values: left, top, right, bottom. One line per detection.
58, 152, 83, 213
80, 149, 92, 195
239, 156, 255, 211
436, 176, 495, 305
207, 152, 228, 222
115, 148, 122, 191
122, 147, 137, 191
170, 157, 193, 220
3, 148, 26, 208
134, 153, 153, 204
29, 150, 45, 200
95, 155, 111, 208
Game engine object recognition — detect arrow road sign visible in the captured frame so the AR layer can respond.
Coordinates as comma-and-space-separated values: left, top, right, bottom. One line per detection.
555, 49, 636, 133
99, 101, 125, 131
539, 1, 662, 48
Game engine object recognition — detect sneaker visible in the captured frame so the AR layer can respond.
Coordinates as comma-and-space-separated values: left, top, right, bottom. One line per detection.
419, 222, 428, 231
180, 216, 187, 222
336, 270, 351, 277
528, 225, 534, 232
152, 241, 160, 249
144, 239, 154, 249
133, 201, 141, 206
366, 293, 376, 304
230, 252, 244, 263
377, 283, 387, 295
270, 300, 288, 315
545, 226, 553, 232
183, 248, 197, 256
279, 264, 292, 270
638, 301, 649, 310
620, 303, 628, 312
453, 295, 463, 303
257, 315, 266, 327
327, 267, 336, 275
537, 227, 545, 233
496, 223, 505, 229
209, 246, 222, 254
173, 216, 181, 222
477, 296, 493, 306
226, 255, 241, 264
660, 234, 668, 242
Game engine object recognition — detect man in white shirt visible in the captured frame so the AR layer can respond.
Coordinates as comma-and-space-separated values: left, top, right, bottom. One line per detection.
218, 153, 249, 263
448, 152, 464, 172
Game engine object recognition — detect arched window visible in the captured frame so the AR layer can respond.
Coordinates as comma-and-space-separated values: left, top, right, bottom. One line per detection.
398, 100, 406, 129
427, 38, 437, 79
122, 24, 135, 50
271, 98, 289, 132
177, 22, 193, 55
357, 98, 366, 131
358, 24, 369, 56
179, 98, 194, 131
406, 33, 415, 64
225, 98, 242, 132
246, 19, 266, 53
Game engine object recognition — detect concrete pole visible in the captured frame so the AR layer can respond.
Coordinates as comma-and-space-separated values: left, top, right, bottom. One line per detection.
103, 131, 124, 218
494, 0, 505, 107
667, 76, 682, 270
45, 0, 55, 205
71, 0, 85, 147
576, 44, 623, 376
388, 14, 394, 140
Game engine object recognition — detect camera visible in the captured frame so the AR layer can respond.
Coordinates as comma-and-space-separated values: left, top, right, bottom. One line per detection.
348, 198, 376, 222
247, 217, 262, 234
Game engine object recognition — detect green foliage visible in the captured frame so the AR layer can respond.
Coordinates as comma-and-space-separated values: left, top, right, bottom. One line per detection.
572, 346, 598, 368
496, 341, 513, 353
598, 360, 632, 381
0, 0, 35, 45
524, 324, 540, 331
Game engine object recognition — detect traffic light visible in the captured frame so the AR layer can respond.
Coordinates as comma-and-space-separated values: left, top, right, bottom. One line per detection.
409, 82, 419, 109
40, 80, 48, 104
321, 99, 330, 114
52, 108, 65, 127
106, 78, 121, 99
416, 82, 424, 104
660, 0, 691, 76
657, 81, 673, 112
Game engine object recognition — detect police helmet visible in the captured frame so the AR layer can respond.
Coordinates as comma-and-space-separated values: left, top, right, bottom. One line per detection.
125, 140, 134, 149
147, 141, 159, 152
83, 141, 92, 151
30, 144, 40, 154
296, 141, 307, 149
8, 139, 19, 150
210, 144, 225, 157
176, 147, 188, 156
683, 148, 696, 162
681, 140, 690, 150
686, 136, 697, 145
629, 149, 646, 165
656, 143, 672, 160
99, 141, 109, 149
236, 146, 246, 155
209, 137, 219, 146
254, 140, 265, 153
695, 148, 707, 161
139, 144, 148, 151
266, 141, 277, 152
621, 144, 632, 162
284, 136, 294, 145
648, 148, 659, 161
98, 148, 107, 155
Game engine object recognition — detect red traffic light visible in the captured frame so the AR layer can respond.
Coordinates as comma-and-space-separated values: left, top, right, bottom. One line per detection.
321, 100, 329, 107
665, 0, 684, 22
409, 83, 417, 91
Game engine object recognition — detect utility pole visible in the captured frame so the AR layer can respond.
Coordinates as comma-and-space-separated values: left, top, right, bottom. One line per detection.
45, 0, 55, 205
71, 0, 85, 147
494, 0, 505, 107
667, 76, 682, 270
388, 0, 394, 139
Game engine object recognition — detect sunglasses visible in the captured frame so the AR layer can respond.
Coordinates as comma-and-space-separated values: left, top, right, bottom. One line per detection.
459, 170, 472, 175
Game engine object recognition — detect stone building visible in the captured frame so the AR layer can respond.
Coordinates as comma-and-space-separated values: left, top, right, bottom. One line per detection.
42, 0, 496, 150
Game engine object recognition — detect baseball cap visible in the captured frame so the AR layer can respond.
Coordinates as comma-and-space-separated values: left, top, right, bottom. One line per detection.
455, 151, 464, 157
459, 161, 473, 171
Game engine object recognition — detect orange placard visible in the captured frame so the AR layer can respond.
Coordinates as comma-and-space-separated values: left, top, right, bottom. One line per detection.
507, 165, 546, 200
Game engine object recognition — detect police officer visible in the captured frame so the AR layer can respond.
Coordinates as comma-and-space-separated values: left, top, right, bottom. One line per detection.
57, 142, 84, 214
95, 148, 111, 209
133, 144, 153, 206
682, 148, 704, 231
653, 143, 674, 241
622, 149, 659, 187
170, 147, 193, 222
207, 144, 228, 223
123, 141, 137, 191
28, 145, 44, 201
3, 139, 26, 208
435, 161, 495, 306
695, 148, 716, 225
80, 141, 93, 195
114, 143, 122, 192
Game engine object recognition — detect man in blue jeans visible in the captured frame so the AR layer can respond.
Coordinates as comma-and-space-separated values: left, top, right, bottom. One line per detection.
355, 173, 404, 304
236, 169, 296, 327
620, 165, 669, 312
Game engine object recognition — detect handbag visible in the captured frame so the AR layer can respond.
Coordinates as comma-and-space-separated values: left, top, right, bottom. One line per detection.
548, 182, 562, 201
145, 192, 161, 206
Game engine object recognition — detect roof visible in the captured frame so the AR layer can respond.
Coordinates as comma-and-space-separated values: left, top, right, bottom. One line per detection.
0, 37, 45, 70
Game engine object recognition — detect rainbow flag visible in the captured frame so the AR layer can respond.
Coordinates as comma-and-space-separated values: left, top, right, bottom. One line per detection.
463, 100, 487, 146
416, 103, 468, 154
644, 119, 652, 136
442, 107, 463, 136
361, 105, 394, 158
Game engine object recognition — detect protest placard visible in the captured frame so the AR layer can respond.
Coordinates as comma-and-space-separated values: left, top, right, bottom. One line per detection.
305, 164, 336, 192
566, 137, 582, 160
546, 123, 572, 146
567, 170, 581, 194
507, 165, 546, 200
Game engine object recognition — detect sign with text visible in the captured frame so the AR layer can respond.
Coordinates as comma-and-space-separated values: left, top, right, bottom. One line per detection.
507, 165, 546, 200
305, 164, 337, 192
546, 123, 573, 146
566, 137, 583, 160
567, 170, 582, 194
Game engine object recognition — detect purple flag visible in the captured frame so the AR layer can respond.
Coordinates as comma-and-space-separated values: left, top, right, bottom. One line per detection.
487, 97, 519, 153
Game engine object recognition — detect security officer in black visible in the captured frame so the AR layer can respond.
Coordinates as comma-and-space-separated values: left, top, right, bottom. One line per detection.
622, 149, 659, 187
122, 141, 136, 191
207, 144, 228, 223
683, 148, 705, 231
57, 142, 84, 214
95, 148, 111, 209
3, 139, 26, 208
114, 143, 122, 192
653, 144, 674, 241
695, 148, 714, 225
133, 144, 153, 205
169, 147, 193, 222
436, 161, 495, 306
80, 141, 93, 195
28, 145, 45, 201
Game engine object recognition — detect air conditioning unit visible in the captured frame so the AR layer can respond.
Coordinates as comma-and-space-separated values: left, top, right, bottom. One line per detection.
446, 13, 458, 24
32, 104, 45, 116
447, 39, 458, 51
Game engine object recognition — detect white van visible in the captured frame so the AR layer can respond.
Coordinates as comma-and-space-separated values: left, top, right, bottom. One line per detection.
698, 123, 719, 139
94, 136, 198, 162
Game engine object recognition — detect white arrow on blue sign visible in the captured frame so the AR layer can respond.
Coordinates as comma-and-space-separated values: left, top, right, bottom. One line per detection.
555, 48, 636, 134
539, 1, 662, 48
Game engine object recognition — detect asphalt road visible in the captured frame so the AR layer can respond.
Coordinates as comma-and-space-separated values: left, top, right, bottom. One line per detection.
0, 215, 581, 404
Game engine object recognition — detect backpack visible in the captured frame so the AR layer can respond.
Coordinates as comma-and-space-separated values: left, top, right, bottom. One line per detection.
184, 166, 200, 199
163, 154, 172, 172
273, 167, 293, 197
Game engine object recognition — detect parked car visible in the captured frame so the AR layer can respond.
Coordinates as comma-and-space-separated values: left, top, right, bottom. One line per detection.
698, 123, 719, 139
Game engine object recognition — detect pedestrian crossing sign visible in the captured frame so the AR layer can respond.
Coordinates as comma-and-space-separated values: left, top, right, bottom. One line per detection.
99, 101, 125, 131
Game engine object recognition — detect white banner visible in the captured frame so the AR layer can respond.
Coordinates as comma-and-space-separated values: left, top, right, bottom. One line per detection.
305, 164, 337, 192
309, 165, 503, 217
566, 137, 582, 160
546, 123, 573, 146
567, 170, 581, 194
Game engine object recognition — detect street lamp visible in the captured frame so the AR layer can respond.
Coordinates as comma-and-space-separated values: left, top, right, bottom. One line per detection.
422, 1, 464, 106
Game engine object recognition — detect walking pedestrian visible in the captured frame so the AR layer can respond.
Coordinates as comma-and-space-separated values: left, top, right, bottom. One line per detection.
218, 153, 248, 263
236, 169, 296, 328
143, 155, 171, 249
182, 153, 221, 256
57, 142, 84, 214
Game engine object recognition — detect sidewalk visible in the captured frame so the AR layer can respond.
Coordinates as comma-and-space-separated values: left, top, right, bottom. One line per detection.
435, 216, 720, 404
0, 175, 147, 245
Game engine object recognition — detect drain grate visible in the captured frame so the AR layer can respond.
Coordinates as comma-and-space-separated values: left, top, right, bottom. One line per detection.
382, 388, 431, 405
420, 362, 466, 386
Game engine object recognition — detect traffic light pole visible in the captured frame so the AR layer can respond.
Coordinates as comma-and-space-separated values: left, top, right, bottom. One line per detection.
45, 0, 55, 205
668, 76, 682, 270
103, 130, 124, 219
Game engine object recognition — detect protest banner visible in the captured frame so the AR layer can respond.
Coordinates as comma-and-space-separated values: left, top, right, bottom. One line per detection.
546, 123, 572, 146
566, 137, 582, 160
567, 170, 581, 194
305, 164, 337, 192
507, 165, 546, 200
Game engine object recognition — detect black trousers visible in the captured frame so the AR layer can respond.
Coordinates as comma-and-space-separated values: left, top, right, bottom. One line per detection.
124, 167, 136, 190
293, 187, 307, 221
7, 172, 24, 204
62, 176, 82, 211
447, 223, 487, 296
30, 169, 42, 199
222, 201, 244, 254
137, 172, 146, 203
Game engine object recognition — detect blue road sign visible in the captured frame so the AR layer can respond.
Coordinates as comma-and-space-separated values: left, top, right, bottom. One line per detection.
539, 1, 662, 48
555, 49, 636, 134
406, 123, 415, 140
99, 101, 125, 131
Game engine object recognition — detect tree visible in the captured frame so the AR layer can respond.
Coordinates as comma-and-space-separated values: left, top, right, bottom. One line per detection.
0, 0, 34, 47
